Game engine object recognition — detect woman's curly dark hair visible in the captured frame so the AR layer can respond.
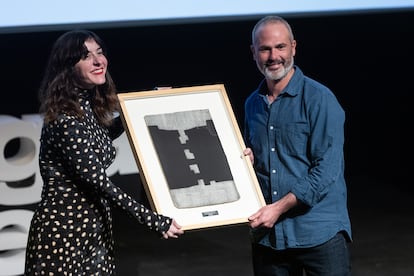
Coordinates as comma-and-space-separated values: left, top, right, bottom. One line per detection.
38, 29, 119, 126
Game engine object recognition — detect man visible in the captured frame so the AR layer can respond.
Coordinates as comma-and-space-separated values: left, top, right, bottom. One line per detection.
244, 15, 352, 275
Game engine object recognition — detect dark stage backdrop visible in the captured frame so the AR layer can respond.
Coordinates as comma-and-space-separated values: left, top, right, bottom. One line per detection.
1, 10, 413, 276
1, 10, 411, 191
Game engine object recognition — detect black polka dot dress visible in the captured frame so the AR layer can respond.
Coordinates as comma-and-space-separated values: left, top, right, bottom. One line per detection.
25, 91, 172, 275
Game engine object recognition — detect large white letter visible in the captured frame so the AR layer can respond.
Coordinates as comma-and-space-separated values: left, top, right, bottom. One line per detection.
0, 115, 43, 205
0, 209, 33, 276
107, 132, 139, 176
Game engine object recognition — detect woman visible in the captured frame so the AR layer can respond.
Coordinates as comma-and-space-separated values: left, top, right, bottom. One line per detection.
24, 30, 183, 275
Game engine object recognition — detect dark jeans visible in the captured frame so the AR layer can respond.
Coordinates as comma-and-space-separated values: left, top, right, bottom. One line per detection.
252, 232, 351, 276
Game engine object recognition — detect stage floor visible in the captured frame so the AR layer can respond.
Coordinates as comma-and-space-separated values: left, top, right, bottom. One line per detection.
113, 175, 414, 276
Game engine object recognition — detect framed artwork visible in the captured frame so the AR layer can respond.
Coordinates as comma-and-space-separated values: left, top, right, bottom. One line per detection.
117, 84, 265, 230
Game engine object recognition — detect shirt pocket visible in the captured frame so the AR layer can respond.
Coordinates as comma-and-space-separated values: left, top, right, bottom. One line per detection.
275, 123, 309, 157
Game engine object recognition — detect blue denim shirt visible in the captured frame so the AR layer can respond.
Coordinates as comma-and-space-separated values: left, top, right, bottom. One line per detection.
244, 66, 352, 250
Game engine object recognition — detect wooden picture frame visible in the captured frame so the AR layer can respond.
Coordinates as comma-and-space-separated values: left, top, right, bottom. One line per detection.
117, 84, 265, 230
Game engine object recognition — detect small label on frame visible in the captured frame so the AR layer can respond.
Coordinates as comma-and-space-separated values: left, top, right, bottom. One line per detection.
202, 210, 219, 217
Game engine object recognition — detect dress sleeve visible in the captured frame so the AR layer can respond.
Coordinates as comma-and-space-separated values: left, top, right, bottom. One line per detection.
52, 116, 172, 234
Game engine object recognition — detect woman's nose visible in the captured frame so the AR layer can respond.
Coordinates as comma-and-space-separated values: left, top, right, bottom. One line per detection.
93, 56, 101, 65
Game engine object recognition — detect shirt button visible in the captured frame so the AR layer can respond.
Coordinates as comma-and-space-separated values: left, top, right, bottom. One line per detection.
270, 126, 274, 130
273, 191, 278, 195
271, 147, 275, 151
272, 169, 276, 174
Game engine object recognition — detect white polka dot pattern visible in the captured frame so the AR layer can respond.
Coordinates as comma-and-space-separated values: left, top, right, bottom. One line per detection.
25, 92, 171, 275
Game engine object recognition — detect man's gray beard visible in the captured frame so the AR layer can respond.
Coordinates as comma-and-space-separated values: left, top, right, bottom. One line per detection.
264, 60, 294, 81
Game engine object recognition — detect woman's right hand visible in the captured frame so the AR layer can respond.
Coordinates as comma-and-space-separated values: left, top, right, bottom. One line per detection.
162, 219, 184, 239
